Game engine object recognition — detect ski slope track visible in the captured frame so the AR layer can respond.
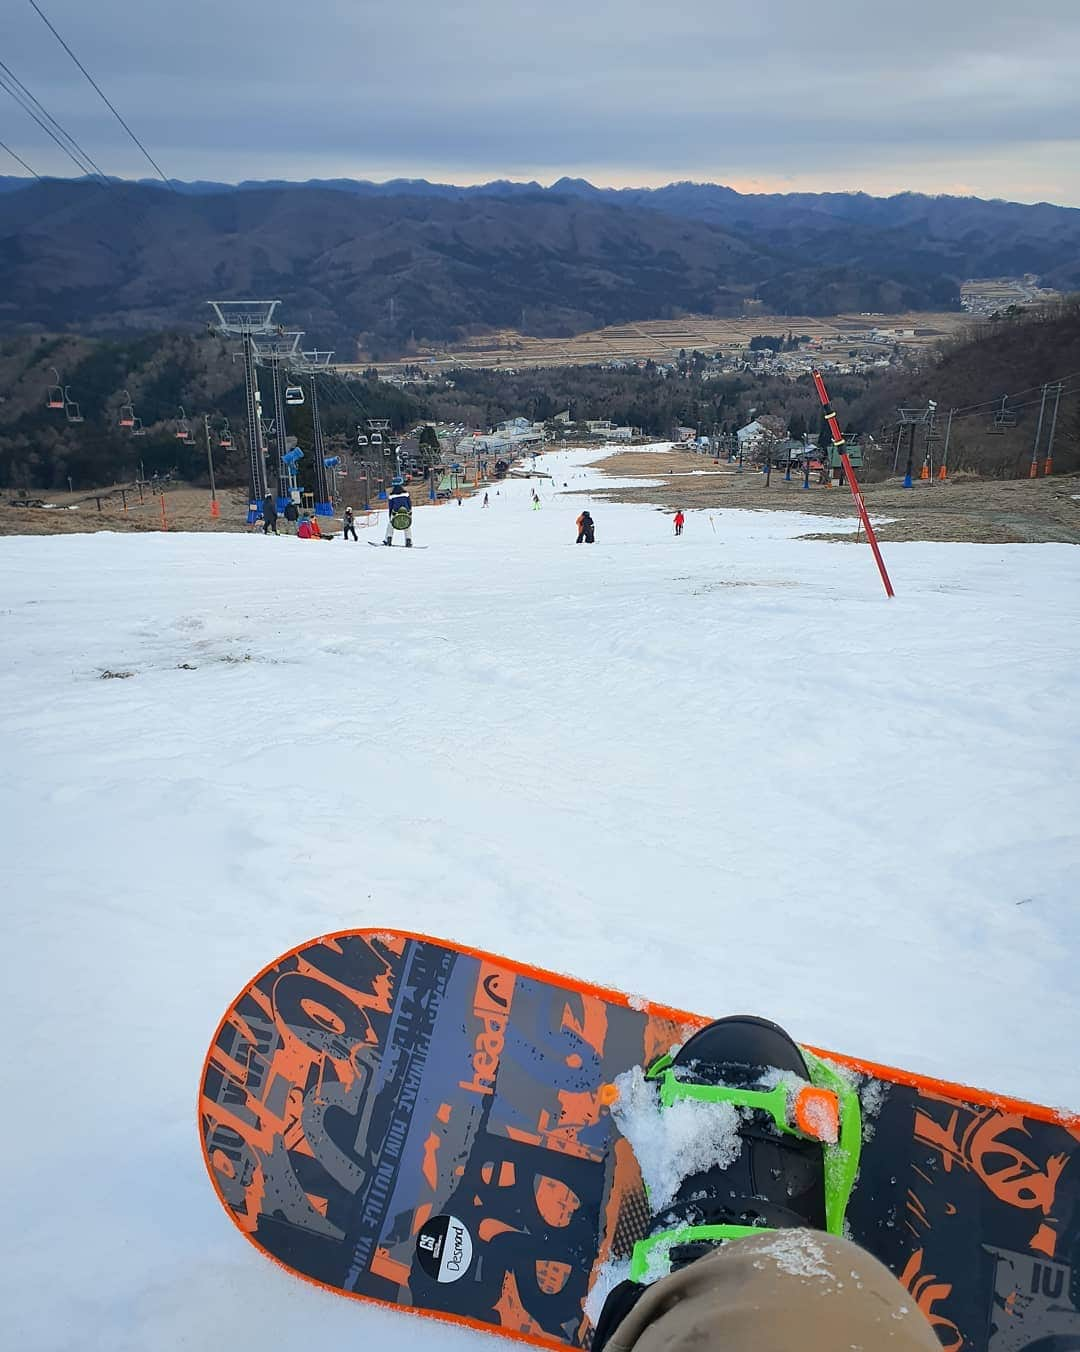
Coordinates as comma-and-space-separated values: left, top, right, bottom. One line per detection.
3, 447, 1078, 1351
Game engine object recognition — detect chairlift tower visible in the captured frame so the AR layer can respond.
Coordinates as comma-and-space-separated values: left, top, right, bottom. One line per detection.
292, 350, 335, 514
895, 402, 936, 489
252, 329, 304, 511
207, 301, 281, 518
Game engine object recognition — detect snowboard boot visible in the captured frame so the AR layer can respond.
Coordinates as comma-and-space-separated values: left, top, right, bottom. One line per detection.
382, 538, 392, 546
405, 539, 413, 547
627, 1015, 860, 1283
591, 1017, 861, 1352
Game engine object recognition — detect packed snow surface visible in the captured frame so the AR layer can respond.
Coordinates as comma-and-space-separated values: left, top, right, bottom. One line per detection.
3, 446, 1079, 1351
609, 1065, 743, 1210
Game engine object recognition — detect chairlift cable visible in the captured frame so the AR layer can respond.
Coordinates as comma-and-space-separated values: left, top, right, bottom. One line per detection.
0, 136, 40, 177
946, 370, 1080, 423
949, 367, 1080, 418
0, 61, 109, 180
26, 0, 171, 185
0, 58, 108, 179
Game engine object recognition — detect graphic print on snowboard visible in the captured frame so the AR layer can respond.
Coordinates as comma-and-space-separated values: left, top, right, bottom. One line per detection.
198, 930, 1080, 1351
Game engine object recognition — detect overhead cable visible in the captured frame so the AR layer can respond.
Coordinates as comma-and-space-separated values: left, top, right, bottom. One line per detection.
27, 0, 170, 185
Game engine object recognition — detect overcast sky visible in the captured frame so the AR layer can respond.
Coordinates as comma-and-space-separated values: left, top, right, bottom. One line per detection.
4, 0, 1079, 205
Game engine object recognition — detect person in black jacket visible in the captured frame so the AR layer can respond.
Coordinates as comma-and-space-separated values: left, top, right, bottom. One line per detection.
262, 494, 278, 535
283, 500, 300, 531
576, 510, 595, 544
342, 506, 358, 541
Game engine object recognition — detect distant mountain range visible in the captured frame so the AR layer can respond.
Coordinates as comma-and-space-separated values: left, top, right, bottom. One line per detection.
1, 176, 1078, 355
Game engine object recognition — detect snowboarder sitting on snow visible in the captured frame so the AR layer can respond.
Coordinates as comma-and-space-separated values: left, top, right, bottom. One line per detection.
576, 510, 595, 544
590, 1015, 939, 1352
297, 512, 324, 540
343, 506, 358, 541
384, 476, 413, 547
674, 510, 685, 536
262, 494, 278, 535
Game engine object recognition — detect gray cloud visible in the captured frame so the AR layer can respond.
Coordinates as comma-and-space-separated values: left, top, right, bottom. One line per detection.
4, 0, 1079, 203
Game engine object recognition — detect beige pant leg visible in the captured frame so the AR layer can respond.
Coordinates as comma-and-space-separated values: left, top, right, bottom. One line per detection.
606, 1231, 939, 1352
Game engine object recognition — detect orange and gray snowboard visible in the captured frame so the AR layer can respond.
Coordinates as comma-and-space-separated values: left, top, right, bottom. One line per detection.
199, 929, 1080, 1350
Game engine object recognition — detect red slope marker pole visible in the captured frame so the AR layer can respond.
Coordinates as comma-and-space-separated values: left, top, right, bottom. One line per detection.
811, 369, 895, 599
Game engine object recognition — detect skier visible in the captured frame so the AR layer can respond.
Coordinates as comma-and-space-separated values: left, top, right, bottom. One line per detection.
262, 494, 278, 535
674, 510, 685, 536
532, 489, 542, 511
590, 1015, 938, 1352
342, 506, 358, 541
576, 510, 595, 544
383, 475, 413, 547
483, 492, 489, 508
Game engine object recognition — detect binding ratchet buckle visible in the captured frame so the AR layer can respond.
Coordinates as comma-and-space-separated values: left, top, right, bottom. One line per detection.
643, 1050, 841, 1144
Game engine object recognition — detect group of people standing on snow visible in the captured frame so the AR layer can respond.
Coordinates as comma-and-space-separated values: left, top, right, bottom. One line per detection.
260, 479, 694, 550
262, 494, 317, 537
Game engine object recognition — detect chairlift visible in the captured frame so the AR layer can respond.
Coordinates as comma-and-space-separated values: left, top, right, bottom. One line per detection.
131, 417, 146, 437
285, 385, 305, 406
218, 417, 233, 450
119, 391, 136, 429
175, 405, 194, 443
370, 432, 383, 445
46, 366, 64, 409
989, 396, 1017, 434
356, 433, 369, 447
64, 387, 84, 424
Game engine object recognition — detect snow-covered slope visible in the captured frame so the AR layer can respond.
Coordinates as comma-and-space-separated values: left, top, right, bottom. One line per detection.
3, 448, 1078, 1350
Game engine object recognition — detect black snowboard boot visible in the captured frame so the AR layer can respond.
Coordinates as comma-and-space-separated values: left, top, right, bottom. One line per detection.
592, 1015, 857, 1352
637, 1016, 827, 1276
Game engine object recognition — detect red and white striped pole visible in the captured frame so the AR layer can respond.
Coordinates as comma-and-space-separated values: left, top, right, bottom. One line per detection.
811, 369, 894, 599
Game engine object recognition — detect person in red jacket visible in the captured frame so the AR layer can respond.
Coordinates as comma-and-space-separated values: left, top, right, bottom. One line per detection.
674, 510, 685, 536
297, 517, 312, 539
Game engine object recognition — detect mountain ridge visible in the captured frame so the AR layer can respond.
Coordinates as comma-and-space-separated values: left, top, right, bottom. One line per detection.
1, 177, 1077, 352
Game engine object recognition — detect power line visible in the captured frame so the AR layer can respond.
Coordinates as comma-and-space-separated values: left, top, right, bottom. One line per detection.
27, 0, 170, 185
0, 136, 40, 177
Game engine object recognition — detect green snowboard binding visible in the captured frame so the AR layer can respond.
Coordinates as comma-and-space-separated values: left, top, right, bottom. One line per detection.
618, 1015, 862, 1283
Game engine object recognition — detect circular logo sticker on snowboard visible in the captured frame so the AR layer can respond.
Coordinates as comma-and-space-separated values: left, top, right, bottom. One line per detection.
415, 1214, 474, 1283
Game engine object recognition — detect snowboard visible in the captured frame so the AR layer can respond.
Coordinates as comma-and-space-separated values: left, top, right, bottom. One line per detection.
368, 541, 428, 548
199, 930, 1080, 1351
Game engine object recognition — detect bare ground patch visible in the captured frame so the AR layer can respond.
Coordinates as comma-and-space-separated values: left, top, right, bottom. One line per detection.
0, 483, 469, 539
588, 449, 1080, 545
